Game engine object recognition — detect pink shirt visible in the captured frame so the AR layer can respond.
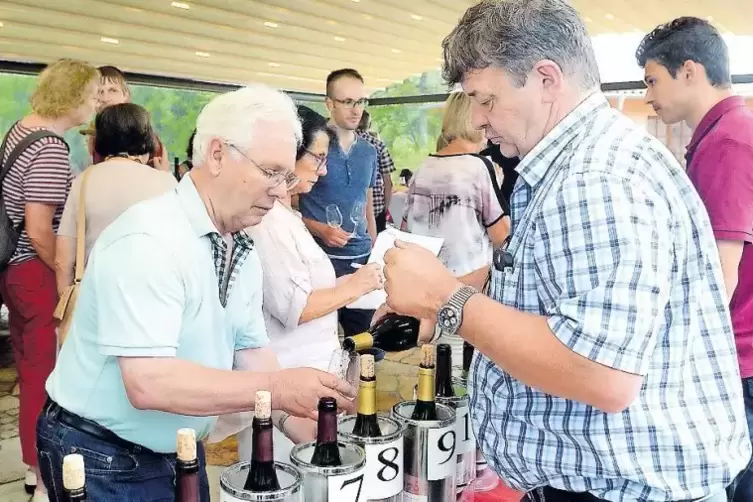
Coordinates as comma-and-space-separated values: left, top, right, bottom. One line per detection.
686, 96, 753, 378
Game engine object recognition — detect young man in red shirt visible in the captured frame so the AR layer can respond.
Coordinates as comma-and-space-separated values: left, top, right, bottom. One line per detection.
638, 17, 753, 500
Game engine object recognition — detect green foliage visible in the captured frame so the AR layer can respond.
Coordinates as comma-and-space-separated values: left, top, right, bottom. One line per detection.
0, 69, 447, 178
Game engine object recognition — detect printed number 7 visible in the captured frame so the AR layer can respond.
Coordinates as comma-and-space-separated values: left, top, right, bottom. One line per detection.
341, 473, 364, 502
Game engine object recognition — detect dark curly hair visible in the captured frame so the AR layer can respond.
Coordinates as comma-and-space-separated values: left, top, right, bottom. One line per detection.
636, 17, 730, 87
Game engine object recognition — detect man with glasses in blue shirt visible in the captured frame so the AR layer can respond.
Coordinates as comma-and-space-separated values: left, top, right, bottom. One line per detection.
300, 68, 379, 337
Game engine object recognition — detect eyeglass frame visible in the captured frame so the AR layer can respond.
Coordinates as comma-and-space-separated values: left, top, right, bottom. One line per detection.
328, 96, 369, 109
303, 149, 328, 172
225, 142, 300, 190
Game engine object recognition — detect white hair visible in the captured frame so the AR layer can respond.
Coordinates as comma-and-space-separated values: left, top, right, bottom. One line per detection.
193, 84, 302, 164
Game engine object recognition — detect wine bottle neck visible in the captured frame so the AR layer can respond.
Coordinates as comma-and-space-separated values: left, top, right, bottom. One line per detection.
435, 351, 454, 397
346, 332, 373, 352
416, 366, 436, 403
316, 409, 339, 444
252, 418, 275, 463
357, 378, 377, 416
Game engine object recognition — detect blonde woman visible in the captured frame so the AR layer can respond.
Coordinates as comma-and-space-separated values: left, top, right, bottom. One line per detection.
0, 59, 99, 501
402, 92, 509, 359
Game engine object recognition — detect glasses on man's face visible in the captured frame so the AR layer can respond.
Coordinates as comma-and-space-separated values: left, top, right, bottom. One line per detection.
304, 150, 327, 172
226, 143, 299, 190
329, 97, 369, 109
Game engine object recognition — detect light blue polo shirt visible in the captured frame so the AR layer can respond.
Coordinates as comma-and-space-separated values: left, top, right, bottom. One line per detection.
46, 176, 269, 453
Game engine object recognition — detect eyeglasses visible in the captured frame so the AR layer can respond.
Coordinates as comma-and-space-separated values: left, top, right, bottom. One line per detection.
226, 143, 299, 190
304, 150, 328, 172
329, 97, 369, 109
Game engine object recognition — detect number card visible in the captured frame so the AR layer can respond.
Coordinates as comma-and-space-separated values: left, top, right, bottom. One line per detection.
328, 470, 366, 502
364, 437, 403, 498
427, 425, 456, 481
455, 406, 474, 455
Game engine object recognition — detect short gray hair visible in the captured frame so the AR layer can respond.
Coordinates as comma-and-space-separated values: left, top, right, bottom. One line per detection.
442, 0, 600, 90
193, 84, 302, 164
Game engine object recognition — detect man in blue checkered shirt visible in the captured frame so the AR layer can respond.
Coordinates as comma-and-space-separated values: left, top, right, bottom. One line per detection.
380, 1, 751, 501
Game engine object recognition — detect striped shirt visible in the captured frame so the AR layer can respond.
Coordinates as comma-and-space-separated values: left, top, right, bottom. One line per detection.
470, 93, 751, 500
1, 122, 72, 265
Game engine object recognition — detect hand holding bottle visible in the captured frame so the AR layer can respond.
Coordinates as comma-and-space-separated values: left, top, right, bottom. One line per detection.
271, 367, 357, 420
371, 303, 438, 345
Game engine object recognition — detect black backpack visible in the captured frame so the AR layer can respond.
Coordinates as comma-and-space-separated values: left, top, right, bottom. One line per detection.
0, 124, 69, 270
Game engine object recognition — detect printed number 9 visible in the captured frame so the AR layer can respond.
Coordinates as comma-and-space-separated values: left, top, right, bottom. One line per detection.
438, 430, 456, 465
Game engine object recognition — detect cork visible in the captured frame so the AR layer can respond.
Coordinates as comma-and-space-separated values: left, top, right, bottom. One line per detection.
255, 390, 272, 420
421, 344, 435, 368
62, 453, 85, 491
176, 428, 197, 462
360, 354, 375, 378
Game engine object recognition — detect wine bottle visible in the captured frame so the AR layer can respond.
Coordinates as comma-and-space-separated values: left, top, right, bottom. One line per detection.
352, 354, 382, 437
411, 345, 438, 420
63, 453, 86, 501
174, 156, 180, 181
310, 397, 343, 467
244, 391, 281, 491
176, 428, 200, 502
343, 313, 420, 353
462, 341, 474, 381
435, 343, 455, 398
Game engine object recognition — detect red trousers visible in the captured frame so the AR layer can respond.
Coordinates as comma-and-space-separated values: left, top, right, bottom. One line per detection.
0, 258, 57, 466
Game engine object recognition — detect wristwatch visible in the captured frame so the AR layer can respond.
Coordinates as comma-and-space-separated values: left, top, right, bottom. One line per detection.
437, 285, 478, 336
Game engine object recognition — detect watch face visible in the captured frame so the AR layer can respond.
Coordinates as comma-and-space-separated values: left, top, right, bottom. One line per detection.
438, 306, 460, 331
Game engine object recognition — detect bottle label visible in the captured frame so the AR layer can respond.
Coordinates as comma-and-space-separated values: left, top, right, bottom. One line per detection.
455, 406, 475, 455
427, 424, 456, 480
327, 467, 366, 502
364, 436, 403, 498
403, 473, 427, 499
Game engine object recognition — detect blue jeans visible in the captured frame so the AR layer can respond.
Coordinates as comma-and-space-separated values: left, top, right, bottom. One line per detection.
330, 255, 376, 338
730, 377, 753, 501
36, 404, 210, 502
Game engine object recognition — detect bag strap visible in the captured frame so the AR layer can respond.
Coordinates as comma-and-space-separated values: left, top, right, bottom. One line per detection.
73, 168, 93, 283
0, 126, 70, 232
470, 153, 511, 215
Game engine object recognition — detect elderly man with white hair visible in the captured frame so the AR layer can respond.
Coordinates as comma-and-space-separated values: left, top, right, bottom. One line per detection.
36, 85, 356, 501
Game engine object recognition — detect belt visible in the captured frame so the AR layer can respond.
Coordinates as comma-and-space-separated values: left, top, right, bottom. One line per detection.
43, 397, 143, 451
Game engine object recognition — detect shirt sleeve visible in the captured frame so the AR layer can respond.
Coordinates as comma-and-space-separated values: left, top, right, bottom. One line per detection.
24, 139, 71, 206
234, 251, 270, 350
92, 233, 185, 357
478, 159, 505, 227
253, 222, 313, 331
534, 171, 673, 375
57, 176, 81, 238
692, 139, 753, 243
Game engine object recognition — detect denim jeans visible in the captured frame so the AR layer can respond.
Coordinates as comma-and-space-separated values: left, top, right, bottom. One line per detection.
729, 377, 753, 501
330, 255, 376, 337
37, 404, 210, 502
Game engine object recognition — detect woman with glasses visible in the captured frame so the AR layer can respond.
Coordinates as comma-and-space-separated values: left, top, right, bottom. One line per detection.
220, 106, 382, 462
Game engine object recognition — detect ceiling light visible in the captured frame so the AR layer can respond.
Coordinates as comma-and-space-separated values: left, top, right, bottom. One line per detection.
334, 36, 346, 42
583, 16, 592, 23
0, 22, 4, 28
268, 62, 280, 67
100, 37, 119, 45
605, 13, 614, 20
391, 48, 402, 54
171, 1, 190, 9
195, 51, 210, 57
411, 14, 423, 21
350, 0, 360, 3
326, 20, 338, 25
363, 14, 373, 20
263, 21, 279, 28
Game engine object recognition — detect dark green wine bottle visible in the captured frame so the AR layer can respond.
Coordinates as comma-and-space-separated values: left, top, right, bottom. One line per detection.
310, 397, 343, 467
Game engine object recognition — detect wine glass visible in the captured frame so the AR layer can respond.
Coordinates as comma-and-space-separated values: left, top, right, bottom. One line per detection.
327, 348, 360, 415
349, 201, 365, 238
326, 204, 343, 229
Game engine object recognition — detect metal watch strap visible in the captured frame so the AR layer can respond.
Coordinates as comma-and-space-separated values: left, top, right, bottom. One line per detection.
448, 285, 478, 313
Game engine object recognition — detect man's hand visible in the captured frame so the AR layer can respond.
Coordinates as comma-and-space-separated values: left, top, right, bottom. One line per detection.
383, 240, 461, 320
271, 368, 357, 420
320, 226, 351, 248
281, 416, 317, 444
